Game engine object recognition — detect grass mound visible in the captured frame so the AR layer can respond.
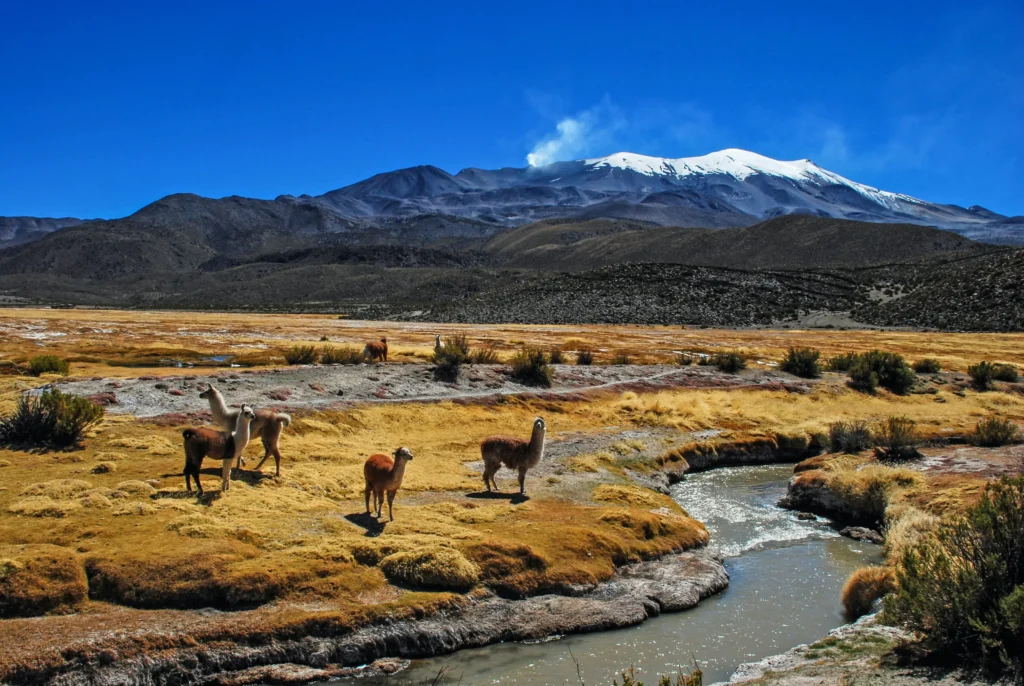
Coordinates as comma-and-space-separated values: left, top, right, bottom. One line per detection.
841, 565, 895, 620
912, 358, 942, 374
8, 497, 82, 518
463, 540, 549, 598
27, 355, 70, 377
0, 388, 104, 449
0, 545, 87, 618
592, 484, 669, 510
379, 547, 480, 592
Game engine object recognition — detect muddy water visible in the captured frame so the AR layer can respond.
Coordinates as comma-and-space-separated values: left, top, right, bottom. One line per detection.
355, 464, 881, 685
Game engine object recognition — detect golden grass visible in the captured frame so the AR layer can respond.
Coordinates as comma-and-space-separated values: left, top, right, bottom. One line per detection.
2, 307, 1024, 377
0, 544, 87, 617
379, 547, 480, 591
841, 566, 896, 620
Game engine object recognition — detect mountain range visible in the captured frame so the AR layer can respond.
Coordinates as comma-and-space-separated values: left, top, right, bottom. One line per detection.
1, 148, 1021, 253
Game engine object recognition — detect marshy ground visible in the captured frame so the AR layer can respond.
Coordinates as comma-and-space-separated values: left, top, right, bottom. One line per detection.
1, 308, 1023, 684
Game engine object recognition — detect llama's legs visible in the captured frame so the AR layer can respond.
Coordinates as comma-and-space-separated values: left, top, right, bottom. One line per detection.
386, 490, 396, 521
222, 459, 232, 491
273, 447, 282, 476
482, 462, 499, 492
518, 466, 528, 495
364, 483, 372, 514
374, 489, 385, 518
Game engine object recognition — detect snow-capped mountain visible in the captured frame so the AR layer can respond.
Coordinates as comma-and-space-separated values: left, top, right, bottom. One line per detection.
309, 148, 1017, 241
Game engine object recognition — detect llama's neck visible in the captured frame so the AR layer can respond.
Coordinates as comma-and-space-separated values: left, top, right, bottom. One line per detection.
232, 413, 252, 457
207, 389, 231, 423
390, 457, 410, 484
529, 425, 546, 457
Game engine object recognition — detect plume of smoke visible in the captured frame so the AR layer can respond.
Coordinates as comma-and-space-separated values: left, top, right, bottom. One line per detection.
526, 99, 625, 167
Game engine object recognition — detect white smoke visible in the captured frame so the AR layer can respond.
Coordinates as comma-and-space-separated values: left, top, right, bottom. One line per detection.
526, 99, 626, 167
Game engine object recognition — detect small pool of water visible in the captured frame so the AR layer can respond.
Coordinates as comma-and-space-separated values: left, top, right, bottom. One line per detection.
352, 464, 881, 685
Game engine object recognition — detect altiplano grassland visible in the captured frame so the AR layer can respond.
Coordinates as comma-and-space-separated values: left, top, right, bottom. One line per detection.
1, 308, 1023, 683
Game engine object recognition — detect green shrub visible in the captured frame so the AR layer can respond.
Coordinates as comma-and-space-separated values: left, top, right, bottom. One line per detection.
27, 356, 70, 377
548, 348, 565, 364
510, 348, 553, 387
780, 347, 821, 378
611, 353, 632, 365
576, 349, 594, 365
470, 345, 499, 364
912, 358, 942, 374
0, 389, 104, 449
993, 364, 1020, 383
969, 416, 1019, 447
826, 352, 861, 372
432, 339, 470, 382
319, 346, 364, 365
283, 345, 318, 365
711, 351, 746, 373
873, 416, 920, 460
848, 351, 915, 395
828, 420, 873, 453
969, 361, 997, 390
885, 477, 1024, 679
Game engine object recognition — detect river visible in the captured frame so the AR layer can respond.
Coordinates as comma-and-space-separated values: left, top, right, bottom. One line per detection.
353, 464, 881, 685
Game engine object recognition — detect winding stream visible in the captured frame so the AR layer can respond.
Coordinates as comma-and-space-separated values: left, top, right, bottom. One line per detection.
355, 464, 881, 685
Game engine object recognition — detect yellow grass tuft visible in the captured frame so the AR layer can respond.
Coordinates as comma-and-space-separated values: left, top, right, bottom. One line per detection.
114, 480, 156, 496
19, 479, 91, 500
91, 461, 117, 474
379, 547, 480, 591
883, 504, 940, 561
841, 566, 896, 619
592, 484, 681, 513
0, 545, 86, 617
8, 497, 82, 518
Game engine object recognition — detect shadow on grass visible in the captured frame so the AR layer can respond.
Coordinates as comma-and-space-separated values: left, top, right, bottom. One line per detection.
465, 491, 530, 504
344, 511, 387, 537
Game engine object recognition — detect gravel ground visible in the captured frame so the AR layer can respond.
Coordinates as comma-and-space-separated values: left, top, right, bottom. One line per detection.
52, 363, 807, 417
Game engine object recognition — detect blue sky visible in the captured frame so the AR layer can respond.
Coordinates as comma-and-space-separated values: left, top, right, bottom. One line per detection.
1, 1, 1021, 219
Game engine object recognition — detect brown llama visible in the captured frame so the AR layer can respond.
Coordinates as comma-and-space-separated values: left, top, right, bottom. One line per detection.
200, 384, 291, 475
364, 337, 388, 362
363, 447, 414, 521
480, 417, 546, 495
181, 405, 255, 494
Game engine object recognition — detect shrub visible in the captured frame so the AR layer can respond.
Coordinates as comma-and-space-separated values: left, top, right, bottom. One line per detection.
27, 355, 70, 377
848, 351, 915, 395
912, 358, 942, 374
613, 666, 702, 686
885, 477, 1024, 679
676, 353, 694, 366
874, 416, 920, 460
548, 348, 565, 364
319, 346, 364, 365
968, 361, 996, 390
780, 347, 821, 378
470, 345, 499, 364
432, 339, 469, 382
826, 352, 861, 372
711, 351, 746, 373
611, 353, 632, 365
993, 364, 1020, 383
576, 348, 594, 365
0, 388, 104, 449
969, 416, 1019, 447
841, 566, 896, 620
379, 547, 480, 591
283, 345, 318, 365
828, 420, 873, 453
510, 348, 553, 387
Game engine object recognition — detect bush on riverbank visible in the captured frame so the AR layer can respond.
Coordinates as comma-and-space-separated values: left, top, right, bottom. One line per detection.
885, 477, 1024, 680
780, 347, 821, 378
27, 355, 70, 376
848, 351, 915, 395
969, 416, 1019, 447
283, 345, 318, 365
873, 416, 920, 460
319, 345, 364, 365
828, 420, 873, 453
0, 388, 104, 449
510, 348, 553, 387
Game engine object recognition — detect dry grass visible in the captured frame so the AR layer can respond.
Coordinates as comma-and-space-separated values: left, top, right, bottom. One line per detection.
841, 566, 895, 620
379, 547, 480, 591
0, 544, 87, 617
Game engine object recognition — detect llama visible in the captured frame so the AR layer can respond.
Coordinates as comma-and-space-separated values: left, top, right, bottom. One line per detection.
480, 417, 546, 495
434, 334, 443, 355
181, 405, 255, 494
364, 337, 388, 362
199, 384, 291, 475
363, 447, 414, 521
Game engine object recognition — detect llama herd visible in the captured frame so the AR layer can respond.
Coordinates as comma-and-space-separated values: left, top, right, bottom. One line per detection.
178, 336, 547, 522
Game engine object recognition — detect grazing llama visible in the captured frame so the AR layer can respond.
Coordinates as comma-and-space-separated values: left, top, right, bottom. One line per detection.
181, 405, 255, 494
199, 384, 291, 475
364, 337, 388, 362
480, 417, 546, 495
363, 447, 414, 521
